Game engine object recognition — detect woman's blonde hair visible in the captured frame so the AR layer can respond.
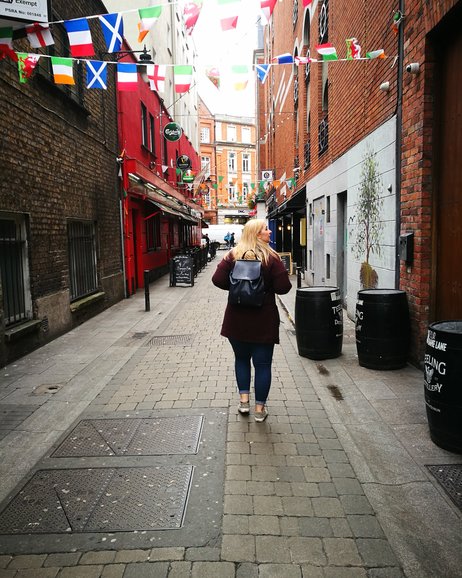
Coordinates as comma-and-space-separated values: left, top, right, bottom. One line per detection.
230, 219, 280, 264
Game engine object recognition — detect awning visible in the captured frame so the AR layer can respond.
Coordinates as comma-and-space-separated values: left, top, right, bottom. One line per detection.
268, 188, 306, 218
145, 190, 198, 224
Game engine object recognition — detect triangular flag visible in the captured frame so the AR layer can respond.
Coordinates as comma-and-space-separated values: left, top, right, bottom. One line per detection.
184, 1, 203, 35
272, 53, 294, 64
99, 13, 124, 53
51, 57, 75, 85
86, 61, 107, 89
366, 49, 386, 60
217, 0, 241, 31
295, 55, 311, 65
17, 53, 40, 83
0, 27, 17, 62
25, 22, 54, 48
147, 64, 166, 93
231, 65, 249, 91
256, 63, 270, 83
302, 0, 312, 7
64, 18, 94, 57
162, 165, 169, 173
260, 0, 277, 23
174, 65, 193, 93
117, 63, 138, 91
206, 67, 220, 89
138, 6, 162, 42
346, 38, 361, 59
316, 43, 338, 61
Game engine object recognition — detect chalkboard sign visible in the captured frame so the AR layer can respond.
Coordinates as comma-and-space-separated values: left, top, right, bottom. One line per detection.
278, 252, 292, 275
170, 255, 194, 287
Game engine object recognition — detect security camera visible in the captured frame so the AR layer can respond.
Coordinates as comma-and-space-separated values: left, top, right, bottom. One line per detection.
406, 62, 420, 74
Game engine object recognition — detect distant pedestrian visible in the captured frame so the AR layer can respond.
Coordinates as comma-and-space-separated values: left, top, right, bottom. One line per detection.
224, 231, 231, 249
229, 232, 235, 247
212, 219, 292, 422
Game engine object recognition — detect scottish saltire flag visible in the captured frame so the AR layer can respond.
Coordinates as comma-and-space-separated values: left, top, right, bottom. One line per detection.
255, 63, 269, 83
117, 63, 138, 91
184, 2, 203, 35
138, 6, 162, 42
260, 0, 277, 23
51, 57, 75, 85
86, 61, 108, 89
64, 18, 94, 57
346, 38, 361, 59
174, 65, 193, 93
217, 0, 241, 31
147, 64, 166, 93
316, 43, 338, 61
26, 22, 54, 48
99, 13, 124, 53
272, 53, 294, 64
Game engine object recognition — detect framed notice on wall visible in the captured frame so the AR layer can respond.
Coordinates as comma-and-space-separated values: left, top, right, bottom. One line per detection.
278, 252, 292, 275
0, 0, 49, 23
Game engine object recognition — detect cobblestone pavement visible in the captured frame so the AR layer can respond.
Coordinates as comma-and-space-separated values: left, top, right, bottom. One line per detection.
0, 259, 460, 578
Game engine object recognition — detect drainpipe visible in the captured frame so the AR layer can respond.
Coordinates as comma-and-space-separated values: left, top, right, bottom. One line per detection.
395, 0, 405, 289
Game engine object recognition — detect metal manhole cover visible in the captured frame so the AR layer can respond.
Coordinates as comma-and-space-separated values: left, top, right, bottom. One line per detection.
51, 416, 203, 457
0, 466, 193, 534
148, 335, 193, 346
427, 464, 462, 511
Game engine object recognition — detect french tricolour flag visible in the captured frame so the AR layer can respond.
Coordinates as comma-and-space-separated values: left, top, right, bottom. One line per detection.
117, 63, 138, 91
64, 18, 94, 58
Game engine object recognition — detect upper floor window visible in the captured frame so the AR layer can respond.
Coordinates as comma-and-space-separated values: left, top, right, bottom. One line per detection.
242, 154, 250, 172
200, 127, 210, 143
319, 0, 329, 44
149, 114, 155, 152
227, 125, 236, 142
201, 156, 210, 175
228, 152, 236, 172
242, 127, 251, 143
141, 103, 148, 148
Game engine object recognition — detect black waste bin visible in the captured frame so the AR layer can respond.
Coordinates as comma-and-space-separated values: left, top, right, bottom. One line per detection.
355, 289, 410, 370
295, 286, 343, 360
424, 320, 462, 454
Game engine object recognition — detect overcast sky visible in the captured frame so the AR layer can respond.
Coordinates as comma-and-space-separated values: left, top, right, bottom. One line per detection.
191, 0, 263, 118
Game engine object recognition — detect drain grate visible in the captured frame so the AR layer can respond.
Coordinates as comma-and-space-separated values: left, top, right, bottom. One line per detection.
147, 334, 193, 347
427, 464, 462, 511
51, 416, 203, 457
0, 466, 193, 534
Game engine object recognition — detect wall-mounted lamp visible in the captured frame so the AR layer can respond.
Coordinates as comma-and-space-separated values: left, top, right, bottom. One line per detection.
278, 225, 282, 231
406, 62, 420, 74
286, 224, 292, 231
379, 81, 390, 92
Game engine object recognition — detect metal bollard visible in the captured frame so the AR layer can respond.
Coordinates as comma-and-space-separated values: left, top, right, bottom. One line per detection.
144, 270, 150, 312
296, 266, 302, 288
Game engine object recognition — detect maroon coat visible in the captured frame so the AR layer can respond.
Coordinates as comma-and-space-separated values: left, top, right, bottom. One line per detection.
212, 253, 292, 344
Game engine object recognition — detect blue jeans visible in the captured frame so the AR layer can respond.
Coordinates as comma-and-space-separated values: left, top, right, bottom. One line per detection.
228, 339, 275, 405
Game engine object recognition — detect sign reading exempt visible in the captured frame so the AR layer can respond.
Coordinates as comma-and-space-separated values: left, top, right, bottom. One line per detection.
0, 0, 49, 23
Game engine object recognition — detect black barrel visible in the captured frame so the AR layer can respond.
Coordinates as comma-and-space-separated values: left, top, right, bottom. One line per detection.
295, 286, 343, 360
355, 289, 410, 370
424, 321, 462, 454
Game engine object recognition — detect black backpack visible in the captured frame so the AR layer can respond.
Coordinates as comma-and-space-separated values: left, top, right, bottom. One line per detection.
228, 252, 265, 307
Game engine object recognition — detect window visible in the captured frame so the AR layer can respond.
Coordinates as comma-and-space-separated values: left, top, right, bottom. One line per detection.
228, 152, 236, 172
0, 214, 31, 326
228, 184, 237, 202
146, 213, 161, 250
326, 253, 331, 278
242, 154, 250, 173
149, 114, 155, 152
215, 122, 222, 140
37, 21, 83, 104
326, 196, 331, 222
141, 103, 148, 148
67, 220, 98, 301
242, 127, 251, 143
242, 182, 250, 200
200, 127, 210, 143
227, 125, 236, 142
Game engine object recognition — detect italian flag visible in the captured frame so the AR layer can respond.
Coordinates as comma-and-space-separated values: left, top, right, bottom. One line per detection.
51, 57, 75, 85
316, 43, 338, 61
367, 49, 386, 60
174, 65, 193, 93
217, 0, 241, 31
138, 6, 162, 42
231, 65, 249, 91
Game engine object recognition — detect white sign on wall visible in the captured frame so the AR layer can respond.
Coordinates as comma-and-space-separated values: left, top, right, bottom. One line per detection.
0, 0, 49, 24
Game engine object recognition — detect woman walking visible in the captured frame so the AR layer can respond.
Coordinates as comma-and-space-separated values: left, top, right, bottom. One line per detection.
212, 219, 292, 422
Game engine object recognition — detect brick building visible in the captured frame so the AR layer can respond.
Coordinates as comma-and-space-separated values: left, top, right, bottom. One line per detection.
0, 0, 124, 365
260, 0, 461, 364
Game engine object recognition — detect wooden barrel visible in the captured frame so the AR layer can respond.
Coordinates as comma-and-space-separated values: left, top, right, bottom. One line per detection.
295, 287, 343, 360
355, 289, 410, 370
424, 321, 462, 454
